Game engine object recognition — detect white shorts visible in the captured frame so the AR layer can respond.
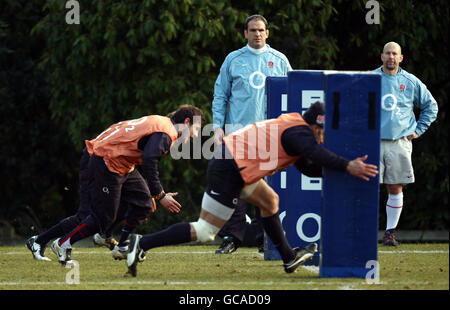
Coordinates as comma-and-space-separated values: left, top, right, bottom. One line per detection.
380, 137, 414, 184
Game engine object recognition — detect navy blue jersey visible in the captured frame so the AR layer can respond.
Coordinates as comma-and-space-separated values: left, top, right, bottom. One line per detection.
138, 132, 172, 195
281, 125, 349, 176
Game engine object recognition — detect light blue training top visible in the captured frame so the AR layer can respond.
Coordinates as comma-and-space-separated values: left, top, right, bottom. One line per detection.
212, 44, 292, 134
374, 66, 438, 140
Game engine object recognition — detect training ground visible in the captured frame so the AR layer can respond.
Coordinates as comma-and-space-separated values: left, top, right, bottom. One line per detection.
0, 243, 448, 291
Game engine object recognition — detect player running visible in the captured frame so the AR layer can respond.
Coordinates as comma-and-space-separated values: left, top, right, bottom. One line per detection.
125, 101, 379, 276
48, 105, 204, 265
26, 147, 143, 262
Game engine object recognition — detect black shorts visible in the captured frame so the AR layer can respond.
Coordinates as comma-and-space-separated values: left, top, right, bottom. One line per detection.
88, 155, 152, 231
206, 145, 244, 209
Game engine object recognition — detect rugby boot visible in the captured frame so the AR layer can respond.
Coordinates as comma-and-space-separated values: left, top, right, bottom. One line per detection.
383, 229, 399, 246
26, 236, 51, 261
93, 233, 119, 250
51, 238, 72, 266
284, 243, 318, 273
126, 234, 146, 277
215, 236, 238, 254
112, 245, 128, 260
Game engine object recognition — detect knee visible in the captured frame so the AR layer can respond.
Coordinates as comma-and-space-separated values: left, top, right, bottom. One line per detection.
267, 193, 279, 215
259, 193, 279, 217
190, 219, 218, 243
386, 184, 403, 195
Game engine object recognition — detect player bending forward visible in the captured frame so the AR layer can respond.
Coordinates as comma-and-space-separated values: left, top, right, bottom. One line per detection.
125, 102, 378, 276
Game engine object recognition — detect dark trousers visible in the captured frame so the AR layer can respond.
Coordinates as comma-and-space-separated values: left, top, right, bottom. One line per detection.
217, 200, 247, 245
218, 200, 264, 246
87, 155, 151, 234
36, 149, 92, 245
59, 155, 151, 246
57, 148, 93, 231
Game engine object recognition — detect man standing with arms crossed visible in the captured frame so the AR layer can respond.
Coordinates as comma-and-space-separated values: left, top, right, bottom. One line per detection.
212, 15, 292, 254
375, 42, 438, 246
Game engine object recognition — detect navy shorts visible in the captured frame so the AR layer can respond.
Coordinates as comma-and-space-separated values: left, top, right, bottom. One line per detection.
206, 145, 244, 209
88, 155, 152, 232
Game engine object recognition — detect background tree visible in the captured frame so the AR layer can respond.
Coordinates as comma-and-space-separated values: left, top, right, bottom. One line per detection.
1, 0, 447, 235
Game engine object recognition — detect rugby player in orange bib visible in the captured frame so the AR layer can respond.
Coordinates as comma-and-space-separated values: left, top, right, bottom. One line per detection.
50, 105, 205, 265
126, 101, 379, 276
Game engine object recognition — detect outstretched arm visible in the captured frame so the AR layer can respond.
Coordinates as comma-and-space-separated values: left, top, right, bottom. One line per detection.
283, 126, 378, 181
345, 155, 379, 181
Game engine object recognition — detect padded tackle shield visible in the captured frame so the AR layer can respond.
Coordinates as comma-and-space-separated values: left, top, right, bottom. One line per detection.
319, 72, 381, 278
265, 71, 324, 265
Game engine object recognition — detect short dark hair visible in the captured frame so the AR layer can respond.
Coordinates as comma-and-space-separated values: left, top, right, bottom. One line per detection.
244, 15, 268, 30
169, 105, 205, 126
303, 101, 325, 127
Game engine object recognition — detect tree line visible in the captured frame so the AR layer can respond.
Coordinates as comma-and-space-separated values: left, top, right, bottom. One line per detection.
0, 0, 448, 236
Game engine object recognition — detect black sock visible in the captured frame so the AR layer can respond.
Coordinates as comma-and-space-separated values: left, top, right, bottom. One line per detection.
119, 221, 136, 247
139, 222, 191, 251
261, 213, 295, 263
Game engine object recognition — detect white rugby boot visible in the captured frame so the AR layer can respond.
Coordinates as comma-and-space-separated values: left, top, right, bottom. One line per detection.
26, 236, 51, 261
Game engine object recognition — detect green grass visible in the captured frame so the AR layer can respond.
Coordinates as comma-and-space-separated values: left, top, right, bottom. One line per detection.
0, 243, 448, 290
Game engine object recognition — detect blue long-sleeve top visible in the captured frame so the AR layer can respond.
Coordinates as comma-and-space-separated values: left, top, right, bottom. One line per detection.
212, 44, 292, 134
374, 66, 438, 140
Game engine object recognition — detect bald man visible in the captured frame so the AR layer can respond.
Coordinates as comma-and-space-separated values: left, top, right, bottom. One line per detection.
374, 42, 438, 246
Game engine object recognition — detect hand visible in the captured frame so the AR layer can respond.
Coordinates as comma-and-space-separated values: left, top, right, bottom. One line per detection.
407, 132, 418, 141
159, 192, 181, 213
213, 127, 224, 145
151, 198, 156, 213
346, 155, 379, 181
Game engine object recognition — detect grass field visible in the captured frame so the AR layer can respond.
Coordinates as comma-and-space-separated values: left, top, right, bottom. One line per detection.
0, 243, 448, 291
